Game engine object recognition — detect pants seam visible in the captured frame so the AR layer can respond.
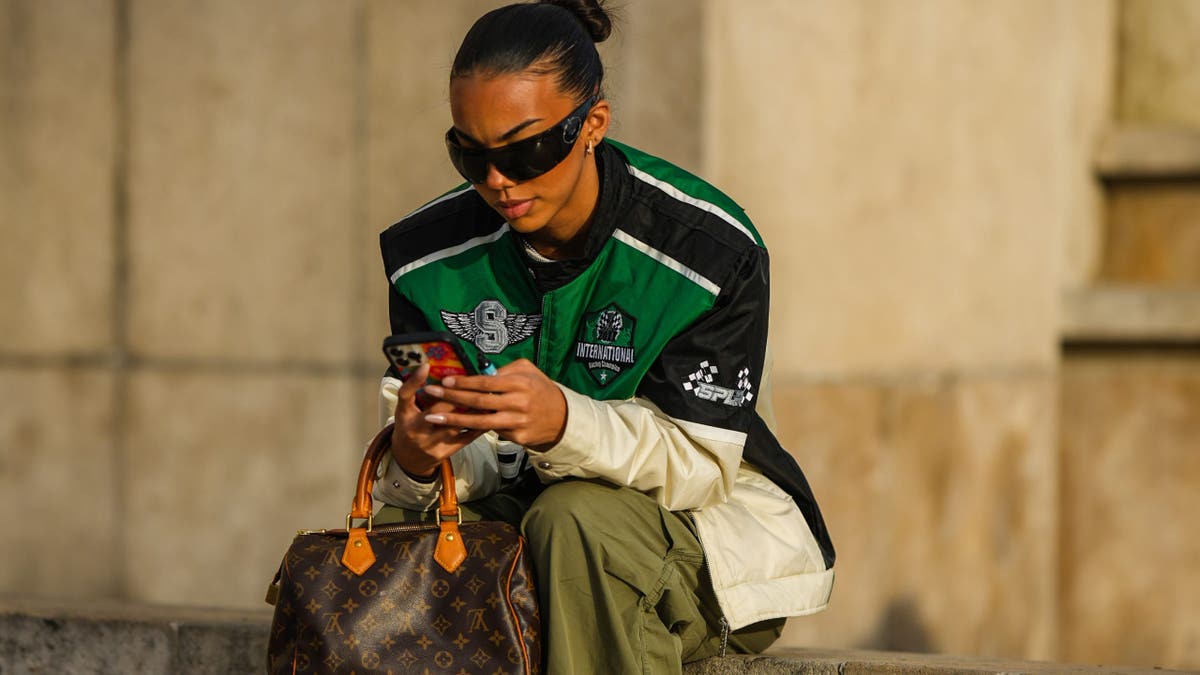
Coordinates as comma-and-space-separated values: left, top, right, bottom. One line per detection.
639, 599, 650, 675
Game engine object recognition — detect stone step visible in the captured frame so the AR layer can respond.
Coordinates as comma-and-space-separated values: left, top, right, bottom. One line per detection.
1062, 284, 1200, 343
1096, 126, 1200, 180
1092, 125, 1200, 285
0, 598, 1189, 675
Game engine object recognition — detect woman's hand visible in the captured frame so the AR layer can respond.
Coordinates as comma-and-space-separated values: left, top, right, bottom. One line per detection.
420, 359, 567, 451
390, 363, 486, 478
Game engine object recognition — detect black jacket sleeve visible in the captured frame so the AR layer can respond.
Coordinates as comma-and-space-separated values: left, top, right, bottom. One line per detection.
635, 245, 770, 435
385, 284, 432, 378
635, 246, 835, 567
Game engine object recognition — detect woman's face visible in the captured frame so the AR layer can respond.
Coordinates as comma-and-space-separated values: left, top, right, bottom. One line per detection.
448, 71, 609, 240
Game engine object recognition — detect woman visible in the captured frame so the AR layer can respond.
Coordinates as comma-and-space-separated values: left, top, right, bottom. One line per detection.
372, 1, 835, 672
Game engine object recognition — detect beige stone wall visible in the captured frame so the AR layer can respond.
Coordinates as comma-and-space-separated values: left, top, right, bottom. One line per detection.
0, 0, 117, 355
704, 0, 1113, 375
124, 0, 365, 607
1065, 3, 1200, 670
127, 0, 359, 363
1100, 0, 1200, 286
1, 0, 120, 598
2, 0, 1197, 671
1102, 182, 1200, 284
769, 376, 1059, 659
704, 0, 1116, 659
0, 0, 703, 617
1119, 0, 1200, 127
1060, 354, 1200, 669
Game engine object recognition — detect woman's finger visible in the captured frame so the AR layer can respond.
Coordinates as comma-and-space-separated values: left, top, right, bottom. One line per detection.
454, 428, 487, 445
424, 409, 518, 431
396, 363, 430, 406
425, 386, 509, 411
439, 373, 511, 392
424, 427, 467, 446
422, 399, 458, 415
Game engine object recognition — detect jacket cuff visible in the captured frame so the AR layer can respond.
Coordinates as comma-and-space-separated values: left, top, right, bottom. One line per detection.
526, 384, 598, 480
400, 462, 439, 484
372, 455, 442, 511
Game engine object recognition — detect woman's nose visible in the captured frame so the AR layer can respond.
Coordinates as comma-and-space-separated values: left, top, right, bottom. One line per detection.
484, 163, 515, 190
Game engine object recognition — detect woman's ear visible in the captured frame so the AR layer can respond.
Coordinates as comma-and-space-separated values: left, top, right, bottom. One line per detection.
585, 99, 611, 145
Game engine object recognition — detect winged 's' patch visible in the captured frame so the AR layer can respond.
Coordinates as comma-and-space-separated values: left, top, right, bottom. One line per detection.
440, 300, 541, 354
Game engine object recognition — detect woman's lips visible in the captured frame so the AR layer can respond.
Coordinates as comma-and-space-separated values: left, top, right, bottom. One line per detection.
497, 198, 533, 220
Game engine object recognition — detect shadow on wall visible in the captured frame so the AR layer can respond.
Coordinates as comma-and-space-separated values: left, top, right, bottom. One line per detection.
861, 598, 935, 653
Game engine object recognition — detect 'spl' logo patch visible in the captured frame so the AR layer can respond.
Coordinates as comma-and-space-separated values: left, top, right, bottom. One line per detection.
682, 361, 754, 407
574, 304, 636, 386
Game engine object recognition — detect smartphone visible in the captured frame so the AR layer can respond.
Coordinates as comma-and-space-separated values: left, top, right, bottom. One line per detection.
382, 332, 477, 409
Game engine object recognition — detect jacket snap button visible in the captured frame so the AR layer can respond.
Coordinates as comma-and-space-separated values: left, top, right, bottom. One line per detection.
538, 461, 552, 470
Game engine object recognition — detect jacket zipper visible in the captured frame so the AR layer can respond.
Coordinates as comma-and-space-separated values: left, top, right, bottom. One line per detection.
296, 522, 442, 537
536, 294, 551, 372
686, 510, 731, 657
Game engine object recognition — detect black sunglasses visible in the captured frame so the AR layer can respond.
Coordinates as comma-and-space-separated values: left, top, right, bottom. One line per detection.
445, 96, 597, 184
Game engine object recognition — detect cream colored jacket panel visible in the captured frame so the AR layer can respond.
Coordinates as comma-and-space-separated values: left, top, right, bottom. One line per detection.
528, 387, 742, 511
693, 469, 833, 627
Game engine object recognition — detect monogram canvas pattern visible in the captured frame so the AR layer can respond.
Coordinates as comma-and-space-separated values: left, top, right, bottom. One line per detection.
268, 520, 541, 675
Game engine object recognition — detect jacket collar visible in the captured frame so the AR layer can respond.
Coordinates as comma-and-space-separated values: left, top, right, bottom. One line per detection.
517, 140, 633, 293
580, 140, 632, 258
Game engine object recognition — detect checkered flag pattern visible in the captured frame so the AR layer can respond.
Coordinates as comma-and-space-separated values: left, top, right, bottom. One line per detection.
682, 361, 721, 391
736, 367, 755, 401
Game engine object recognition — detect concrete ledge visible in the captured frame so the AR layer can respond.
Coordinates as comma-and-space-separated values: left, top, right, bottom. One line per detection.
0, 598, 1188, 674
1096, 125, 1200, 179
1062, 285, 1200, 344
690, 650, 1187, 674
0, 598, 271, 675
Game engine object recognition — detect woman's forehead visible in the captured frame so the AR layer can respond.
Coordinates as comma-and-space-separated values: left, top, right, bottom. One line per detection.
449, 72, 577, 131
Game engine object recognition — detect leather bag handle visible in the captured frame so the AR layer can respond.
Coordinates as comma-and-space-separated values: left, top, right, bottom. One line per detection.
349, 422, 397, 522
341, 423, 467, 575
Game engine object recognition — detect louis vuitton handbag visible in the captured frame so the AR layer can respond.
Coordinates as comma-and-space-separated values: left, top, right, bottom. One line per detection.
265, 423, 541, 674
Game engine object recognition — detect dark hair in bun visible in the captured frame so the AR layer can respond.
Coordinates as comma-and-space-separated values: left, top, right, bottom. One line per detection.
541, 0, 612, 42
451, 0, 614, 102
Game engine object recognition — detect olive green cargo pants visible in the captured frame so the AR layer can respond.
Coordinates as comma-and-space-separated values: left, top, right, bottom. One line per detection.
376, 479, 784, 675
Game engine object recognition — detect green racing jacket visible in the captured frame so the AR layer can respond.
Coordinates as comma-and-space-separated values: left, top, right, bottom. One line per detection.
375, 139, 835, 627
